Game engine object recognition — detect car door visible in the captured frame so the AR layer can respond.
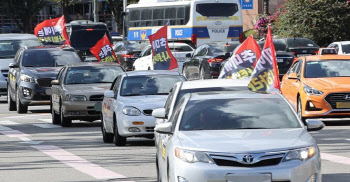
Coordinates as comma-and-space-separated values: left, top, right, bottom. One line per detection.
8, 48, 23, 98
185, 45, 205, 79
51, 67, 66, 112
289, 59, 303, 109
281, 59, 301, 103
105, 75, 122, 132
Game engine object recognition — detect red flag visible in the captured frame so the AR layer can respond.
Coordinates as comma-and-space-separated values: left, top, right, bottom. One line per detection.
248, 26, 280, 92
219, 36, 261, 79
90, 34, 119, 63
148, 25, 178, 70
34, 16, 70, 45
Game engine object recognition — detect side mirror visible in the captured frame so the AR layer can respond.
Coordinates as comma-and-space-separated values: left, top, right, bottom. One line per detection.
51, 80, 60, 85
9, 62, 19, 68
104, 90, 116, 98
306, 119, 325, 131
155, 122, 173, 134
152, 108, 166, 119
224, 52, 231, 58
185, 53, 191, 58
288, 72, 298, 79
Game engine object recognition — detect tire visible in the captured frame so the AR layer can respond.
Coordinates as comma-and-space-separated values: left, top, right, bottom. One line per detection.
148, 67, 151, 70
101, 114, 113, 143
133, 66, 136, 71
60, 104, 72, 127
8, 90, 16, 111
199, 67, 208, 80
182, 67, 187, 79
16, 88, 28, 114
113, 118, 126, 146
297, 97, 306, 124
51, 103, 60, 125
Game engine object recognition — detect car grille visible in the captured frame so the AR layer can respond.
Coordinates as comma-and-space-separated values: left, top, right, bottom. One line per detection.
143, 109, 153, 116
90, 95, 104, 101
1, 69, 8, 78
208, 152, 286, 167
325, 93, 350, 109
37, 78, 53, 87
88, 111, 100, 115
145, 127, 154, 132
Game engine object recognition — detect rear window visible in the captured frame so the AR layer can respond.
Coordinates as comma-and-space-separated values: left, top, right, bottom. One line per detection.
70, 29, 111, 50
196, 3, 238, 16
169, 45, 193, 52
274, 42, 287, 51
286, 39, 318, 48
342, 44, 350, 54
22, 50, 81, 67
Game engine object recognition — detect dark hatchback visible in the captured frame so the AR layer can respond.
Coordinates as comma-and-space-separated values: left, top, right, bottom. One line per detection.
274, 38, 319, 57
113, 41, 147, 71
7, 46, 81, 113
182, 42, 239, 80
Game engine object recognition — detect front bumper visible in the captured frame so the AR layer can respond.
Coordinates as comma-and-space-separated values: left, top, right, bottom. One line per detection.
62, 101, 101, 120
172, 155, 321, 182
18, 82, 51, 106
117, 114, 155, 137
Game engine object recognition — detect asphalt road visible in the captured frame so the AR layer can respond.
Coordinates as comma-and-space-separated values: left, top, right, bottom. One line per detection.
0, 96, 349, 182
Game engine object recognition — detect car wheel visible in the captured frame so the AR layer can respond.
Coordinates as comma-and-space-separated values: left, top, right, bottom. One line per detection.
16, 88, 28, 114
51, 103, 60, 125
182, 67, 187, 79
101, 114, 113, 143
133, 66, 136, 71
60, 104, 72, 127
113, 118, 126, 146
199, 67, 208, 80
8, 90, 16, 111
148, 67, 151, 70
297, 98, 306, 124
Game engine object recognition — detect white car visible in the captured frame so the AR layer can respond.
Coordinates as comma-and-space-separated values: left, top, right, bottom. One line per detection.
328, 41, 350, 54
101, 70, 185, 146
133, 43, 194, 72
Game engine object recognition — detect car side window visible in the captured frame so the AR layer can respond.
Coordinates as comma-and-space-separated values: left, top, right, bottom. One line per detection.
112, 76, 122, 95
140, 47, 149, 57
169, 98, 185, 130
288, 60, 300, 74
146, 47, 152, 55
57, 67, 66, 83
334, 44, 339, 52
193, 45, 204, 57
198, 47, 208, 56
295, 60, 302, 77
164, 84, 178, 118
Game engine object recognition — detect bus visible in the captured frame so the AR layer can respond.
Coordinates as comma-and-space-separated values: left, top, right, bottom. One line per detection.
125, 0, 243, 47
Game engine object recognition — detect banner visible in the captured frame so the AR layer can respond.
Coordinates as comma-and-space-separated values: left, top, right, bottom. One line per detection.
90, 34, 119, 63
34, 16, 70, 45
219, 36, 261, 79
148, 25, 178, 70
248, 26, 280, 92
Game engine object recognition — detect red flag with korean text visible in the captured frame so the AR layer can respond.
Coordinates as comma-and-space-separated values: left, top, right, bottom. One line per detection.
219, 36, 261, 79
148, 25, 178, 70
248, 26, 280, 92
34, 15, 70, 45
90, 34, 119, 63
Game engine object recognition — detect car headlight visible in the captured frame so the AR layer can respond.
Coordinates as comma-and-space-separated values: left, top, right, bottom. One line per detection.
304, 84, 323, 95
20, 74, 35, 83
65, 95, 87, 101
283, 146, 317, 161
175, 148, 213, 163
122, 106, 141, 116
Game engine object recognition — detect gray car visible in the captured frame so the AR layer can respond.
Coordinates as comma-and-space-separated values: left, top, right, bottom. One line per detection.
0, 34, 40, 96
51, 62, 124, 127
153, 90, 324, 182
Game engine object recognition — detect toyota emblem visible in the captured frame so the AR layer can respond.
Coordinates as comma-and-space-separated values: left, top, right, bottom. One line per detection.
343, 95, 350, 100
242, 155, 254, 163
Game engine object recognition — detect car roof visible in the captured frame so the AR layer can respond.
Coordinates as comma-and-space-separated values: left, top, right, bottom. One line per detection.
124, 70, 181, 77
338, 41, 350, 44
0, 34, 38, 40
66, 62, 122, 68
180, 79, 249, 90
23, 46, 75, 51
304, 55, 350, 61
187, 90, 282, 101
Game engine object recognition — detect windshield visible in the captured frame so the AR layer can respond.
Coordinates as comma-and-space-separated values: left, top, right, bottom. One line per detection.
209, 45, 225, 55
342, 44, 350, 54
65, 66, 123, 84
274, 42, 287, 51
286, 39, 318, 47
22, 50, 81, 67
305, 60, 350, 78
0, 39, 40, 58
180, 98, 301, 131
123, 42, 144, 52
120, 75, 185, 96
70, 29, 110, 50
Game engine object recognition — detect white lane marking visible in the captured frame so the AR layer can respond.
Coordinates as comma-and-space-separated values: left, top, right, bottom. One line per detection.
0, 129, 29, 137
18, 137, 43, 145
32, 124, 60, 129
0, 120, 20, 125
39, 119, 52, 123
32, 145, 128, 180
0, 125, 13, 131
321, 153, 350, 165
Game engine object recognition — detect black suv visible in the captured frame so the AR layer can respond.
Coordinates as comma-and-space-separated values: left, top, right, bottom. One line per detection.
7, 46, 81, 113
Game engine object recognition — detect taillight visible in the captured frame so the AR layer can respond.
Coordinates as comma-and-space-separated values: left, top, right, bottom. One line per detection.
207, 58, 223, 63
191, 34, 197, 47
86, 28, 94, 31
292, 52, 296, 55
122, 54, 134, 58
313, 50, 318, 54
239, 32, 244, 43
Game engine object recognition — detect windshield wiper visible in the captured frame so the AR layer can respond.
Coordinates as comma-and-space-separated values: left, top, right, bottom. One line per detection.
237, 127, 268, 129
0, 56, 14, 58
123, 94, 142, 96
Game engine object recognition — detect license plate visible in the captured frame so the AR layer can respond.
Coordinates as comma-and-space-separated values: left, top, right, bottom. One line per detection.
277, 59, 284, 63
336, 102, 350, 108
226, 173, 271, 182
297, 54, 311, 57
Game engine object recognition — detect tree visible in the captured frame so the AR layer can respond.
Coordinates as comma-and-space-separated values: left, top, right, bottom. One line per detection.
275, 0, 350, 46
50, 0, 74, 21
105, 0, 139, 33
4, 0, 45, 33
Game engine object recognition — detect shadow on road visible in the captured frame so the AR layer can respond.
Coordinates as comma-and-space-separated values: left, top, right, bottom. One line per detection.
323, 173, 350, 182
323, 120, 350, 126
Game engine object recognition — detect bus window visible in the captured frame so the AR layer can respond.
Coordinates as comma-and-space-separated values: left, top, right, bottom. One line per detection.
153, 9, 164, 20
165, 8, 176, 19
196, 3, 238, 16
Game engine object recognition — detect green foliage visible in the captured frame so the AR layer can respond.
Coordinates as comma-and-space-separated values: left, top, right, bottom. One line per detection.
275, 0, 350, 46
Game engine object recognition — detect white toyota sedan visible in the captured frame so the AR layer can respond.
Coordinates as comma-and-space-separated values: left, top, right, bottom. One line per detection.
101, 70, 185, 146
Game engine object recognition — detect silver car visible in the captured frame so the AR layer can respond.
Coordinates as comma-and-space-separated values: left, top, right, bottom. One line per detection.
153, 91, 324, 182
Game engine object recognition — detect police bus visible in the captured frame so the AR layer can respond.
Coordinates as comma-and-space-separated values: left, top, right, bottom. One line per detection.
125, 0, 243, 47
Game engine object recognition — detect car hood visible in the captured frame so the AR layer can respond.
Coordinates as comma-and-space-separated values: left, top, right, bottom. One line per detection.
22, 67, 62, 78
177, 128, 314, 153
303, 77, 350, 91
64, 84, 111, 94
0, 58, 14, 70
119, 95, 168, 109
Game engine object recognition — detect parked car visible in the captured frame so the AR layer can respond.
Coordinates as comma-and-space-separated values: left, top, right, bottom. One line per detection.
153, 91, 324, 182
328, 41, 350, 55
0, 34, 41, 96
273, 38, 319, 57
113, 41, 148, 71
51, 62, 125, 127
281, 55, 350, 121
7, 46, 81, 113
182, 42, 236, 80
101, 70, 185, 146
133, 42, 194, 73
258, 40, 295, 79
